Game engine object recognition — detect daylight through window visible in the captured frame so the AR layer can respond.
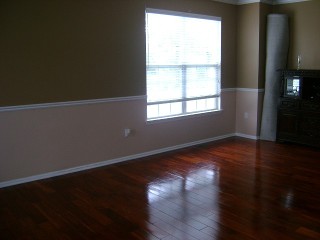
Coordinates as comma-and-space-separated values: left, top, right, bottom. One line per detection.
146, 9, 221, 120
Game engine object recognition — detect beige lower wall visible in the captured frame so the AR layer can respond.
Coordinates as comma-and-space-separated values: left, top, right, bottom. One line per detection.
236, 89, 264, 137
0, 91, 236, 184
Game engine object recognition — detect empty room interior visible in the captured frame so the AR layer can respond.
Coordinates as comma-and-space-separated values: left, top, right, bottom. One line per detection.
0, 0, 320, 239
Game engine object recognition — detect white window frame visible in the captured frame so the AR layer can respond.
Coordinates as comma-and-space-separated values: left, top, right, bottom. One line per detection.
146, 8, 222, 121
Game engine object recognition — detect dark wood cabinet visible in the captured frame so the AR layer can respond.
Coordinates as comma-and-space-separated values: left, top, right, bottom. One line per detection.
277, 69, 320, 147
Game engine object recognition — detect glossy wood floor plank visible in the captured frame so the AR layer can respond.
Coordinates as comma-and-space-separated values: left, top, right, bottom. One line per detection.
1, 137, 320, 239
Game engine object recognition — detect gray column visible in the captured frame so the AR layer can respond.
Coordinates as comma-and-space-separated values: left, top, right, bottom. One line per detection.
260, 14, 289, 141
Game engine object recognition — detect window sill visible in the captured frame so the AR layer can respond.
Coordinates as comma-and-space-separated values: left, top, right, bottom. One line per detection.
146, 109, 223, 124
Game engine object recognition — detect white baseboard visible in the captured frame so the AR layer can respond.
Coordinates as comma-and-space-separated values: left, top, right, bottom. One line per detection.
235, 133, 260, 140
0, 133, 239, 188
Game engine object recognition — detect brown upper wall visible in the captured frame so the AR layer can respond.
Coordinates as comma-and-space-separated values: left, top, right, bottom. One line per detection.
0, 0, 237, 107
236, 3, 273, 89
274, 0, 320, 70
2, 0, 316, 107
236, 0, 320, 89
0, 0, 146, 107
236, 3, 260, 89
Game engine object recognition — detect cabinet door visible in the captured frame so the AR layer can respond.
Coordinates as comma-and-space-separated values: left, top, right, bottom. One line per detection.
277, 110, 300, 140
300, 114, 320, 144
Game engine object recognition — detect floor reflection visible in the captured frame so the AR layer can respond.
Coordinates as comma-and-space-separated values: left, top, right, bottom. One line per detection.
147, 167, 221, 239
283, 189, 294, 209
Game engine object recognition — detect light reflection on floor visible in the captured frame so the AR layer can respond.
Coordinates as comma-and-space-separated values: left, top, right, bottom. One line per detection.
147, 167, 221, 239
283, 189, 295, 209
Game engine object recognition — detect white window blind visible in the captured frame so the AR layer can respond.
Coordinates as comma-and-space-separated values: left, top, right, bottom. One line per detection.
146, 9, 221, 120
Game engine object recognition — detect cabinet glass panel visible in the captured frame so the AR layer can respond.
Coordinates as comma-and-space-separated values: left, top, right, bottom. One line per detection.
285, 77, 301, 97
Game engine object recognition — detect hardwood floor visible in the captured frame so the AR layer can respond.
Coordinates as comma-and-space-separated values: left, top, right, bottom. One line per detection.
1, 137, 320, 239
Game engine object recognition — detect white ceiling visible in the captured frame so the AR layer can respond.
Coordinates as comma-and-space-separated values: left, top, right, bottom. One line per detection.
213, 0, 311, 5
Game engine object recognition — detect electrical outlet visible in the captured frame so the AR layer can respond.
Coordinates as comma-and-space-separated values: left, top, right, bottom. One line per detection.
124, 128, 131, 137
244, 112, 249, 119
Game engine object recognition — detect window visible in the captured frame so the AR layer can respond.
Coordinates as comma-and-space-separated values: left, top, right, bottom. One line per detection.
146, 9, 221, 121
